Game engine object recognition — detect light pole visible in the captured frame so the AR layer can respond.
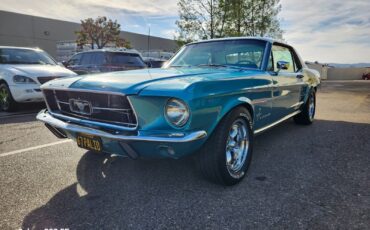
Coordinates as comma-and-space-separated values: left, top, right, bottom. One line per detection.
147, 24, 151, 56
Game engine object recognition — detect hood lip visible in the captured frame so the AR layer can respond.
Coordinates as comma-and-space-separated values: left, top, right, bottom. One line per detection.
40, 67, 261, 95
5, 64, 76, 76
40, 86, 127, 96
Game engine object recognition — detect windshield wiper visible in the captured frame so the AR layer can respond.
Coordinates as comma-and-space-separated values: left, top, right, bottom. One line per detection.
196, 64, 228, 68
170, 64, 252, 70
169, 65, 192, 67
196, 64, 248, 70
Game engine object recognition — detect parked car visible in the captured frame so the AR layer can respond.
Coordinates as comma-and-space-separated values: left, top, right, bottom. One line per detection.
37, 37, 320, 185
362, 73, 370, 80
0, 46, 77, 111
63, 49, 146, 75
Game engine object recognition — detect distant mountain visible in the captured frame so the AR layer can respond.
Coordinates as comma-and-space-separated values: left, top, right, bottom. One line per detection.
328, 63, 370, 68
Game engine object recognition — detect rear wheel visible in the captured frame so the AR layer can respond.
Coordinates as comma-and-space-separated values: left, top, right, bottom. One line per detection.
294, 89, 316, 125
198, 107, 253, 186
0, 83, 17, 112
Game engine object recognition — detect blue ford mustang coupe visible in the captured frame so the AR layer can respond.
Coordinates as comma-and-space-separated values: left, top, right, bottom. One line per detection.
37, 37, 320, 185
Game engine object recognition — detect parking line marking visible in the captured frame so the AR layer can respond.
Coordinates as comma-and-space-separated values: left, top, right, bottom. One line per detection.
0, 112, 38, 119
0, 140, 72, 157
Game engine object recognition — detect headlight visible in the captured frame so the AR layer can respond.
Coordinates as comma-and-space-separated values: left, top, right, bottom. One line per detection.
165, 98, 190, 127
13, 75, 37, 84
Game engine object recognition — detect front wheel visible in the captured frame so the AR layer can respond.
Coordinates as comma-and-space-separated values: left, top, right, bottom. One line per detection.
197, 107, 253, 186
294, 89, 316, 125
0, 83, 17, 112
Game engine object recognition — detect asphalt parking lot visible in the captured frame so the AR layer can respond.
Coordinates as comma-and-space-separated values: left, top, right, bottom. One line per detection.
0, 80, 369, 229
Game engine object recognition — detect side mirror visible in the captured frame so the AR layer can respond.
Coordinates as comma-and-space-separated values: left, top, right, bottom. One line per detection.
277, 61, 290, 71
61, 61, 68, 67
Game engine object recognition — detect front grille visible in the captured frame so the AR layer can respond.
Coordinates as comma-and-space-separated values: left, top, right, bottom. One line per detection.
38, 77, 61, 84
43, 89, 137, 128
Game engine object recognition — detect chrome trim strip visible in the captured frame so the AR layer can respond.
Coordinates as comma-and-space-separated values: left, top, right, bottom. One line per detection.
42, 87, 126, 96
272, 82, 306, 88
57, 100, 69, 105
254, 110, 301, 135
49, 111, 137, 131
92, 107, 132, 112
58, 100, 132, 112
127, 96, 139, 127
290, 101, 304, 108
51, 110, 136, 127
37, 110, 207, 143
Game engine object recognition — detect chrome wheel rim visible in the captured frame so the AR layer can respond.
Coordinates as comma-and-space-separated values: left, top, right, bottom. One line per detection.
308, 92, 315, 120
0, 87, 10, 111
226, 118, 249, 178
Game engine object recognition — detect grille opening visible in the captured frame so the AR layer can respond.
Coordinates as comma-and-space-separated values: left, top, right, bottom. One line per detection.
42, 89, 137, 128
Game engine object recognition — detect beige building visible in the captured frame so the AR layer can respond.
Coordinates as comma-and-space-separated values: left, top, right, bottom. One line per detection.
327, 67, 370, 80
0, 10, 178, 59
306, 61, 370, 80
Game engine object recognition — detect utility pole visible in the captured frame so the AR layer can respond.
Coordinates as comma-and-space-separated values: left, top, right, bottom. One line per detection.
147, 24, 151, 56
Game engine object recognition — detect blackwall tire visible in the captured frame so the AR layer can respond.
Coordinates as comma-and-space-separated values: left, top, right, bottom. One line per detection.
0, 83, 17, 112
197, 107, 253, 186
294, 89, 316, 125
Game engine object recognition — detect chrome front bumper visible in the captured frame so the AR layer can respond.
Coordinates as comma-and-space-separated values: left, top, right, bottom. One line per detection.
36, 110, 207, 143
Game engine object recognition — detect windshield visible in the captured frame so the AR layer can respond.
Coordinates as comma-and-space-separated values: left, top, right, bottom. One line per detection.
0, 48, 56, 65
167, 39, 266, 69
108, 53, 146, 67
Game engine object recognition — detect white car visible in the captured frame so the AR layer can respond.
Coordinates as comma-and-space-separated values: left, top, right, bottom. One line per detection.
0, 46, 77, 111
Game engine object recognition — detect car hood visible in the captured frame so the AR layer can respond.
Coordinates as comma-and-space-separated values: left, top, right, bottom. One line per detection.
41, 67, 262, 95
5, 64, 77, 77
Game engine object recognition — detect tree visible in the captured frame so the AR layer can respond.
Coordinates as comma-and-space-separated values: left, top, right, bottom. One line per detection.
176, 0, 229, 43
242, 0, 283, 38
176, 0, 283, 44
75, 16, 131, 49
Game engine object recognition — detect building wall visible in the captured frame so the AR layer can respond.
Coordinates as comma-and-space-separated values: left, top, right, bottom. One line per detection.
306, 62, 370, 80
306, 63, 328, 79
0, 10, 178, 58
327, 68, 370, 80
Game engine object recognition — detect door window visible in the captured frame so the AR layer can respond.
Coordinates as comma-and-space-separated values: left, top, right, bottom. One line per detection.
271, 45, 295, 72
68, 53, 82, 65
93, 52, 106, 65
107, 53, 146, 67
267, 53, 274, 71
80, 53, 94, 65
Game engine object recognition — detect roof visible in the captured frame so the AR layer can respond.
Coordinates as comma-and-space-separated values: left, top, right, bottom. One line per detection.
187, 37, 287, 46
0, 46, 42, 51
78, 48, 141, 55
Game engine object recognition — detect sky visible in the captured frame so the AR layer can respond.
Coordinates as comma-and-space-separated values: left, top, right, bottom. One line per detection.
1, 0, 369, 63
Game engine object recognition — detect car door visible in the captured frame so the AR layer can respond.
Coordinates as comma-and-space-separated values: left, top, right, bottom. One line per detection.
79, 52, 95, 74
86, 52, 107, 73
66, 53, 82, 73
269, 44, 304, 120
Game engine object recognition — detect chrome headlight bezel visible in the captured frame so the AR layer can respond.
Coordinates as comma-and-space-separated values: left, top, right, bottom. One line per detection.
165, 98, 190, 127
13, 75, 37, 84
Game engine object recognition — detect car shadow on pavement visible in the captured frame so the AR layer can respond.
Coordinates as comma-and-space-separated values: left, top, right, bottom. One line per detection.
0, 102, 45, 125
21, 119, 370, 229
0, 114, 39, 125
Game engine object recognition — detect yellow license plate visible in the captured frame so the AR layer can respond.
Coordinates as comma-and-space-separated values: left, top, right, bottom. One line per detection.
76, 133, 102, 152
